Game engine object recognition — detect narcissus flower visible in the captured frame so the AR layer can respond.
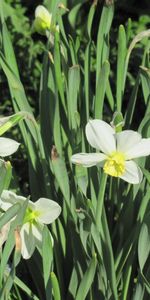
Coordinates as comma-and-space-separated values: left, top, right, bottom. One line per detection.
0, 137, 19, 157
0, 190, 61, 259
71, 119, 150, 184
34, 5, 59, 35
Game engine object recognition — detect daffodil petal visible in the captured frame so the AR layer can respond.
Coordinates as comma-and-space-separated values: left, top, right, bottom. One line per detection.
0, 199, 12, 211
116, 130, 141, 153
86, 120, 116, 154
0, 190, 39, 212
0, 190, 26, 211
125, 138, 150, 159
1, 190, 26, 204
71, 153, 107, 167
120, 161, 143, 184
0, 138, 20, 157
32, 223, 43, 248
35, 5, 51, 28
20, 223, 35, 259
35, 5, 51, 20
35, 198, 61, 224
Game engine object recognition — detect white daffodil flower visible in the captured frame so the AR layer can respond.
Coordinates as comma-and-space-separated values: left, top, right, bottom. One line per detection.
0, 190, 61, 259
71, 119, 150, 184
0, 137, 20, 157
34, 5, 59, 35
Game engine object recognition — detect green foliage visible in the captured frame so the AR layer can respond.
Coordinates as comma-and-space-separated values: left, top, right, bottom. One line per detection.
0, 0, 150, 300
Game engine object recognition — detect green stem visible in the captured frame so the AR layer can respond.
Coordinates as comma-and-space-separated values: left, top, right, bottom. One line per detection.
95, 172, 107, 230
102, 208, 118, 300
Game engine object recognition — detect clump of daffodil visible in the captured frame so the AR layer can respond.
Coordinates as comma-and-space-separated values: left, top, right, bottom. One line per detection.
71, 119, 150, 184
0, 190, 61, 259
34, 5, 59, 35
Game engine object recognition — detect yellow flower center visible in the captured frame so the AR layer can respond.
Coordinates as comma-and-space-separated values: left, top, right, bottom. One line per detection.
103, 152, 125, 177
23, 208, 40, 225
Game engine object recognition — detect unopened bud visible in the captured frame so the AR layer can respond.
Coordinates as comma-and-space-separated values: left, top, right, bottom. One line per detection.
34, 5, 59, 36
14, 226, 22, 252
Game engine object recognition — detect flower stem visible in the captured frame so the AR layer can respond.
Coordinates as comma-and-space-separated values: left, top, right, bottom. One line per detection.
95, 172, 107, 230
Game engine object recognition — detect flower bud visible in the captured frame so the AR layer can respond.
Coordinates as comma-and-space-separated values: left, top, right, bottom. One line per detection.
34, 5, 52, 35
34, 5, 59, 35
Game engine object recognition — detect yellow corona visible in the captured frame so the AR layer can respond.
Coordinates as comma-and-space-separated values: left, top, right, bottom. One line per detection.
103, 152, 125, 177
23, 207, 40, 224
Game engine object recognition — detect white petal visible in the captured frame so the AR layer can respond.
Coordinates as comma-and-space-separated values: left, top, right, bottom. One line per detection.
120, 161, 143, 184
86, 120, 116, 154
116, 130, 141, 153
71, 153, 107, 167
20, 223, 35, 259
0, 199, 12, 211
35, 198, 61, 225
35, 5, 51, 23
0, 138, 20, 157
1, 190, 26, 204
32, 223, 43, 248
28, 201, 36, 211
0, 190, 26, 211
125, 138, 150, 159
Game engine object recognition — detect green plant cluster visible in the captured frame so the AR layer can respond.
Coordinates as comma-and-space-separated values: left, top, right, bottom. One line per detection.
0, 0, 150, 300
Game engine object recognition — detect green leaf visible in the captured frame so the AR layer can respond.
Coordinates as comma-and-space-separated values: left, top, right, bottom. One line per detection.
0, 203, 20, 231
106, 80, 115, 111
87, 2, 97, 38
95, 60, 110, 119
42, 226, 53, 298
0, 18, 50, 197
0, 199, 28, 284
124, 73, 140, 128
116, 25, 127, 111
101, 208, 118, 299
67, 65, 80, 130
51, 272, 61, 300
124, 29, 150, 86
0, 160, 12, 195
91, 223, 103, 259
122, 264, 132, 300
137, 187, 150, 222
0, 238, 22, 299
75, 255, 97, 300
75, 165, 88, 196
96, 3, 114, 84
0, 112, 25, 136
68, 3, 83, 29
54, 32, 66, 112
68, 265, 79, 298
84, 42, 91, 121
52, 153, 70, 204
0, 16, 20, 78
138, 223, 150, 272
126, 29, 150, 64
14, 276, 40, 300
126, 18, 132, 44
132, 283, 144, 300
140, 66, 150, 105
